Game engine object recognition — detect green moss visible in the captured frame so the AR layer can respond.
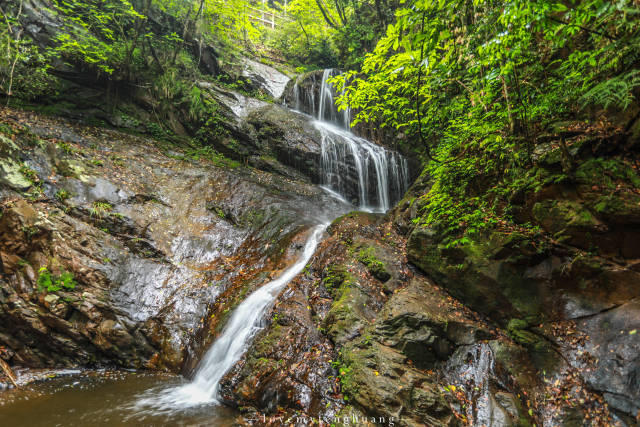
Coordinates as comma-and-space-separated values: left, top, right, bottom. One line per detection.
0, 159, 33, 190
184, 145, 241, 169
507, 318, 540, 346
326, 287, 359, 331
508, 318, 529, 331
356, 246, 390, 282
576, 158, 640, 189
321, 263, 351, 294
330, 355, 358, 397
532, 199, 599, 232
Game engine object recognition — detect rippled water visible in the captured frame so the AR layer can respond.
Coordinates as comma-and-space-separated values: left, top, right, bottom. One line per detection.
0, 370, 238, 426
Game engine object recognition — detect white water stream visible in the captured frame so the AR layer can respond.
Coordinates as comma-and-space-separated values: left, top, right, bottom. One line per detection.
134, 224, 327, 411
134, 68, 409, 413
292, 69, 409, 212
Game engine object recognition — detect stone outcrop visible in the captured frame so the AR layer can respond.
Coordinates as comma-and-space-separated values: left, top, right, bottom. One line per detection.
0, 108, 345, 374
395, 137, 640, 424
217, 212, 539, 426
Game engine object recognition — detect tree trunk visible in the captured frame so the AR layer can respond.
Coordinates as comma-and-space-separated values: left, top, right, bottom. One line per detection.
500, 74, 515, 134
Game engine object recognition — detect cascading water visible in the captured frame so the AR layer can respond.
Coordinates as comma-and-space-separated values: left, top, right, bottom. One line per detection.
134, 224, 328, 412
134, 69, 410, 414
290, 69, 409, 212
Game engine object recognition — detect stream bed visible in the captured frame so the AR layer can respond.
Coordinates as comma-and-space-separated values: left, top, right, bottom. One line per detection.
0, 370, 238, 426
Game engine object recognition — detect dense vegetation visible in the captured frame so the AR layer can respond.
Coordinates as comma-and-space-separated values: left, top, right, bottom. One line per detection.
1, 0, 289, 134
2, 0, 639, 242
332, 0, 640, 241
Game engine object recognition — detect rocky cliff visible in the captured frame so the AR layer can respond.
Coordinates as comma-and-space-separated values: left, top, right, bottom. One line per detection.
0, 107, 345, 374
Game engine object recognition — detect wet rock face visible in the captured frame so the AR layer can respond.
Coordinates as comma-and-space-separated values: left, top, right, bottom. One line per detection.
240, 58, 290, 99
280, 70, 326, 115
399, 150, 640, 423
193, 82, 328, 186
246, 104, 323, 182
405, 227, 640, 422
569, 301, 640, 419
0, 109, 344, 372
217, 211, 542, 426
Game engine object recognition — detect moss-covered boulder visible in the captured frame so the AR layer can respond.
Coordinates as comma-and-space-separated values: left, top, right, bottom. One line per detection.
355, 246, 391, 282
407, 227, 543, 324
0, 158, 33, 191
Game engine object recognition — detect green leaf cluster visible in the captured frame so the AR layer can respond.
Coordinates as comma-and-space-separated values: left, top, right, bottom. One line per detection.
334, 0, 640, 237
37, 267, 77, 293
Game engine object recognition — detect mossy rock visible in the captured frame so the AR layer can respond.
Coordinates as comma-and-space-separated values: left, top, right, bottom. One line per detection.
408, 226, 544, 325
0, 158, 33, 190
321, 263, 351, 295
356, 246, 391, 282
323, 283, 369, 344
507, 318, 529, 332
339, 338, 455, 426
532, 199, 600, 234
489, 340, 540, 392
590, 192, 640, 224
576, 158, 640, 189
509, 329, 540, 346
0, 134, 20, 156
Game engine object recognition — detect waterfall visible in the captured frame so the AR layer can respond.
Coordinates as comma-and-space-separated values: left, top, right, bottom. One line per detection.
293, 80, 300, 111
340, 73, 351, 130
135, 224, 328, 411
315, 121, 403, 211
135, 69, 411, 414
291, 68, 410, 212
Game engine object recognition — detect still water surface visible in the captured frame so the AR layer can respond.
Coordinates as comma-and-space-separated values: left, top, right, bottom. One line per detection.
0, 370, 238, 426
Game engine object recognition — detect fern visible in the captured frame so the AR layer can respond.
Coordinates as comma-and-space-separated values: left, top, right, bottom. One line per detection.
580, 70, 640, 110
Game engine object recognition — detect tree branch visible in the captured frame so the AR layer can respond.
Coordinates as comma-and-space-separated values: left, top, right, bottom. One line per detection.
547, 15, 618, 42
314, 0, 338, 29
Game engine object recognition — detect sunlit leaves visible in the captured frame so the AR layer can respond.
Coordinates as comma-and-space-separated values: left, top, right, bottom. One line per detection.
336, 0, 640, 234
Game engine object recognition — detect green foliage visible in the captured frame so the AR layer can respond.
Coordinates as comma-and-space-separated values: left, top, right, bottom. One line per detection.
49, 0, 145, 77
335, 0, 640, 236
184, 145, 241, 168
330, 355, 357, 398
267, 5, 338, 69
0, 6, 55, 100
576, 158, 640, 189
19, 163, 39, 184
265, 0, 392, 69
54, 189, 72, 202
57, 141, 78, 154
580, 70, 640, 110
145, 122, 166, 139
37, 267, 77, 293
90, 201, 113, 218
322, 264, 351, 293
